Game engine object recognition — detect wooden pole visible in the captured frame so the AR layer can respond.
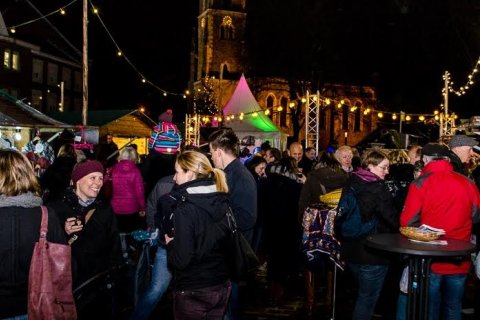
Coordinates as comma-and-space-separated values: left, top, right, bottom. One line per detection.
82, 0, 88, 126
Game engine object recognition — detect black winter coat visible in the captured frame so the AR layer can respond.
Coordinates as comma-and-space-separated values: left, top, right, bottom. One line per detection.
48, 188, 122, 286
340, 169, 399, 265
0, 203, 66, 318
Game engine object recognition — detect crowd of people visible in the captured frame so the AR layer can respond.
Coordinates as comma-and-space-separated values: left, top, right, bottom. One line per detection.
1, 120, 480, 320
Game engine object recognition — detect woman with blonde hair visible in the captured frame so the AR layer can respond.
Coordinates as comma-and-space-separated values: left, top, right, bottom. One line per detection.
164, 150, 231, 319
0, 149, 66, 319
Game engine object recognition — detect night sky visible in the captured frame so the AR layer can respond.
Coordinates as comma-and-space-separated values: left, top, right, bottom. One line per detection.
2, 0, 480, 120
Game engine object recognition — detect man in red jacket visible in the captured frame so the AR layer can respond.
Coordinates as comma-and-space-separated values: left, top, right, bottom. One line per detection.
400, 143, 480, 320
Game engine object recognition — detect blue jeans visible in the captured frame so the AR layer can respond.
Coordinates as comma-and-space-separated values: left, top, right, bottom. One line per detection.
1, 315, 28, 320
396, 292, 407, 320
130, 246, 172, 320
428, 273, 467, 320
349, 263, 388, 320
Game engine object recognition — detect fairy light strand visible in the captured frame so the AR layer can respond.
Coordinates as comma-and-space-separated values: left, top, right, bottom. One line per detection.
7, 0, 79, 32
88, 0, 184, 97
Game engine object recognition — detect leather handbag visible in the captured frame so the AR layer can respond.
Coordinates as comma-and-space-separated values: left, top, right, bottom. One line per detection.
28, 206, 77, 320
226, 207, 259, 280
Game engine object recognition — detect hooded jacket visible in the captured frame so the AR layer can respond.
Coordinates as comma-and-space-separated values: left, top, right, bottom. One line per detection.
400, 160, 480, 274
111, 160, 145, 214
166, 178, 231, 291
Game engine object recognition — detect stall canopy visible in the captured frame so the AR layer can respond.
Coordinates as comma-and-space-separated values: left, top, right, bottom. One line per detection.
222, 74, 287, 149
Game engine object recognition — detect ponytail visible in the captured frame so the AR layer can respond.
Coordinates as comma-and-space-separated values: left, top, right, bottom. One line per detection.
212, 168, 228, 193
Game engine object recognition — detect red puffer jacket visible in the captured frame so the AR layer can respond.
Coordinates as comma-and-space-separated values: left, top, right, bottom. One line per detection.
111, 160, 145, 214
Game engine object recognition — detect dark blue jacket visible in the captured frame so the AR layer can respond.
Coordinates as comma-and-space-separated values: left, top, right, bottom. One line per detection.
224, 158, 257, 242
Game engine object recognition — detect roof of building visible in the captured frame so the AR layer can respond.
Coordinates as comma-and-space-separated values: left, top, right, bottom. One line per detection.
0, 88, 68, 127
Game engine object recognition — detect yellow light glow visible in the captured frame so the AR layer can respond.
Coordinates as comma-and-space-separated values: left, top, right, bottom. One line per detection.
301, 98, 307, 103
264, 109, 270, 116
183, 95, 186, 99
218, 117, 222, 122
10, 28, 16, 34
325, 98, 331, 105
392, 113, 397, 120
226, 116, 231, 121
435, 115, 439, 121
117, 51, 122, 56
289, 102, 295, 108
350, 106, 357, 112
240, 112, 244, 117
60, 8, 66, 15
434, 110, 439, 115
377, 112, 383, 118
277, 106, 283, 112
163, 92, 167, 96
419, 115, 425, 121
185, 90, 190, 95
252, 112, 258, 117
142, 78, 146, 83
405, 115, 411, 121
337, 103, 342, 109
239, 115, 244, 120
93, 7, 99, 14
188, 127, 194, 133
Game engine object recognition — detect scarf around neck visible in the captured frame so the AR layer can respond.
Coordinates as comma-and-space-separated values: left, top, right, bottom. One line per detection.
0, 192, 43, 208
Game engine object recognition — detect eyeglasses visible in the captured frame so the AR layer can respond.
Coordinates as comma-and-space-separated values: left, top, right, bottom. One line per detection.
377, 164, 389, 171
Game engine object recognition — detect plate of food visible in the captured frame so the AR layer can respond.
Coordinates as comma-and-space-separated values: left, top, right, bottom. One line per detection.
399, 226, 442, 242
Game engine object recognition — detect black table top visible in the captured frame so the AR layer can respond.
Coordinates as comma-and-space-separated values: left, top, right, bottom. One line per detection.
366, 233, 475, 257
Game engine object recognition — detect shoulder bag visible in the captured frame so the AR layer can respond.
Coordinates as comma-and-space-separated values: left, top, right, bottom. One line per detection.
28, 206, 77, 320
226, 207, 259, 280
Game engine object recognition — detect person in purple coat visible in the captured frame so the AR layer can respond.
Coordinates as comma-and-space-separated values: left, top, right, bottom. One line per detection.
110, 146, 146, 232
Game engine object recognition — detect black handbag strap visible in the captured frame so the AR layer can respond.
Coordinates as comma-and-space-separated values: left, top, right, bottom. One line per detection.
39, 206, 48, 239
226, 207, 239, 233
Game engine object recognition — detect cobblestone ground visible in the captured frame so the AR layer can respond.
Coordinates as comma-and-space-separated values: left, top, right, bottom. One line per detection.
122, 263, 477, 320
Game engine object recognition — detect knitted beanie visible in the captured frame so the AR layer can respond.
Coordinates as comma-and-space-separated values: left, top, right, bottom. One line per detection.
158, 109, 173, 123
71, 160, 104, 185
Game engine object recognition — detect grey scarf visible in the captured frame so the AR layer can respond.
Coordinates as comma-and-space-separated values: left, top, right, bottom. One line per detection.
0, 192, 43, 208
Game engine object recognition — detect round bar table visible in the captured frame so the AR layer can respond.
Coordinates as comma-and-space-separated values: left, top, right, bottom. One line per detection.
366, 233, 475, 320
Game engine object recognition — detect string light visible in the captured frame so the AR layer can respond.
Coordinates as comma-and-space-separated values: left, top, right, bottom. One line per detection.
6, 0, 78, 31
444, 57, 480, 96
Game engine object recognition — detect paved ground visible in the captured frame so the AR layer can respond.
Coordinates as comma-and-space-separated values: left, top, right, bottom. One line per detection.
114, 261, 478, 320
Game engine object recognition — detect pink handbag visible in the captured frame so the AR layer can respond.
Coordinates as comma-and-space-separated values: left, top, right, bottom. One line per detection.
28, 206, 77, 319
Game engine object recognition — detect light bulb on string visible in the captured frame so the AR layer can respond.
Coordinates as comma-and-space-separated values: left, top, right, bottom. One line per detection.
377, 112, 383, 118
392, 113, 397, 120
117, 51, 122, 56
405, 115, 411, 121
419, 115, 425, 121
60, 8, 66, 15
265, 109, 270, 116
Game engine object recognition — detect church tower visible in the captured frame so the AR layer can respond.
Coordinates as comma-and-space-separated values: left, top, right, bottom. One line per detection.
195, 0, 247, 109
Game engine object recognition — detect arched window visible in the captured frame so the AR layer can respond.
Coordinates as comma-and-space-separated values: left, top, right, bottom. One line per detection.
354, 102, 362, 131
266, 95, 274, 119
342, 105, 349, 130
320, 107, 326, 129
280, 97, 288, 127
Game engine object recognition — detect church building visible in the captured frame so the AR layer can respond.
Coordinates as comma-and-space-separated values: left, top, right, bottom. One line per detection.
192, 0, 378, 149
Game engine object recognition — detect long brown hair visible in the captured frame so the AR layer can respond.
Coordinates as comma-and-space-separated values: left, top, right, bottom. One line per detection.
0, 149, 41, 196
